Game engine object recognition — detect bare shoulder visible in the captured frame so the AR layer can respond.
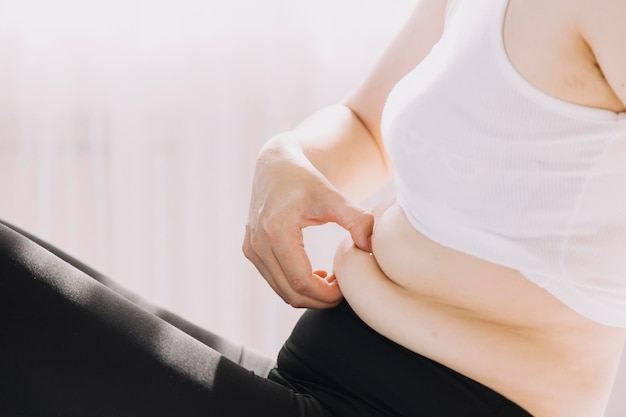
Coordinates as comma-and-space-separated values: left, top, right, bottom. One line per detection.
576, 0, 626, 107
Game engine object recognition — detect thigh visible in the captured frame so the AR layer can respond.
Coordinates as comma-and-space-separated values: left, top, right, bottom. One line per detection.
0, 222, 329, 417
0, 219, 275, 376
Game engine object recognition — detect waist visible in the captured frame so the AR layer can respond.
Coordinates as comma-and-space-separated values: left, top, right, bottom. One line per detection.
331, 201, 626, 417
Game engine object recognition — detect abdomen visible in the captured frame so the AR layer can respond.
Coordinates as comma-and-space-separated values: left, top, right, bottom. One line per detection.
332, 201, 625, 417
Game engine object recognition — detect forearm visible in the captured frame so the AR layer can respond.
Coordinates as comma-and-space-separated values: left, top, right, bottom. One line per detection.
244, 0, 446, 308
261, 104, 392, 202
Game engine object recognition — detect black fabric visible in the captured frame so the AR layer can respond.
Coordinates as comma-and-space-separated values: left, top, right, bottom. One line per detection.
0, 219, 275, 377
270, 301, 534, 417
0, 221, 331, 417
0, 220, 533, 416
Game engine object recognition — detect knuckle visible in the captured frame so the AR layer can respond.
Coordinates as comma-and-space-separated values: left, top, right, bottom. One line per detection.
242, 235, 261, 261
362, 210, 374, 221
241, 239, 253, 258
242, 247, 255, 262
363, 211, 375, 226
289, 277, 308, 293
247, 229, 267, 252
286, 295, 307, 309
281, 293, 295, 305
261, 217, 282, 238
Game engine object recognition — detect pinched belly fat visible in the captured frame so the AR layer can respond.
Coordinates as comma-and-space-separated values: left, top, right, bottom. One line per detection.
331, 201, 626, 417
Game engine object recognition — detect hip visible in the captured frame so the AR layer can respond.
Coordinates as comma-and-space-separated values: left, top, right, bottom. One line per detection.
272, 301, 532, 417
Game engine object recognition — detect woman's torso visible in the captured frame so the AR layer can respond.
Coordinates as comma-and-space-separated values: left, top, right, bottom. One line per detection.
333, 1, 626, 417
334, 202, 625, 417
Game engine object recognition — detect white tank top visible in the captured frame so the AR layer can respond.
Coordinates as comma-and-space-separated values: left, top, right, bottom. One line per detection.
381, 0, 626, 327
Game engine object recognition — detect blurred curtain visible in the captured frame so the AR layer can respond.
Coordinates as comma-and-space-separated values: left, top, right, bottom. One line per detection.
0, 0, 416, 354
1, 1, 625, 414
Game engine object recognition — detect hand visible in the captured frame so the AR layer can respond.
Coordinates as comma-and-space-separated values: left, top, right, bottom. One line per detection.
242, 138, 374, 309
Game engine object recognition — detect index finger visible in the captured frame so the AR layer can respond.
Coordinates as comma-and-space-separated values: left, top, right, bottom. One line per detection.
271, 230, 343, 304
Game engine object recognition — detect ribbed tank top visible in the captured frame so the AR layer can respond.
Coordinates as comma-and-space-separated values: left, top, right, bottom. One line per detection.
381, 0, 626, 327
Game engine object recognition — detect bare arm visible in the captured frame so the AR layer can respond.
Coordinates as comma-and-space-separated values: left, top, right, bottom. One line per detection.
243, 0, 448, 308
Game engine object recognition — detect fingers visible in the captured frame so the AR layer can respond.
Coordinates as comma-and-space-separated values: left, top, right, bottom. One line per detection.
242, 191, 375, 309
271, 229, 343, 305
314, 196, 375, 253
347, 210, 375, 252
242, 162, 374, 309
243, 227, 343, 309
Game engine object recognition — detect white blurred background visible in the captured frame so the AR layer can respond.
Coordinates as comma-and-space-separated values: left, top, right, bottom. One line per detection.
0, 0, 624, 414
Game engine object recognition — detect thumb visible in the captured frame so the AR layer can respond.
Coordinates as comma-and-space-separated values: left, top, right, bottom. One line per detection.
327, 199, 375, 253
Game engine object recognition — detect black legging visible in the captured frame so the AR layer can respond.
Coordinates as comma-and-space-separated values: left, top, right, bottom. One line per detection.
0, 221, 332, 417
